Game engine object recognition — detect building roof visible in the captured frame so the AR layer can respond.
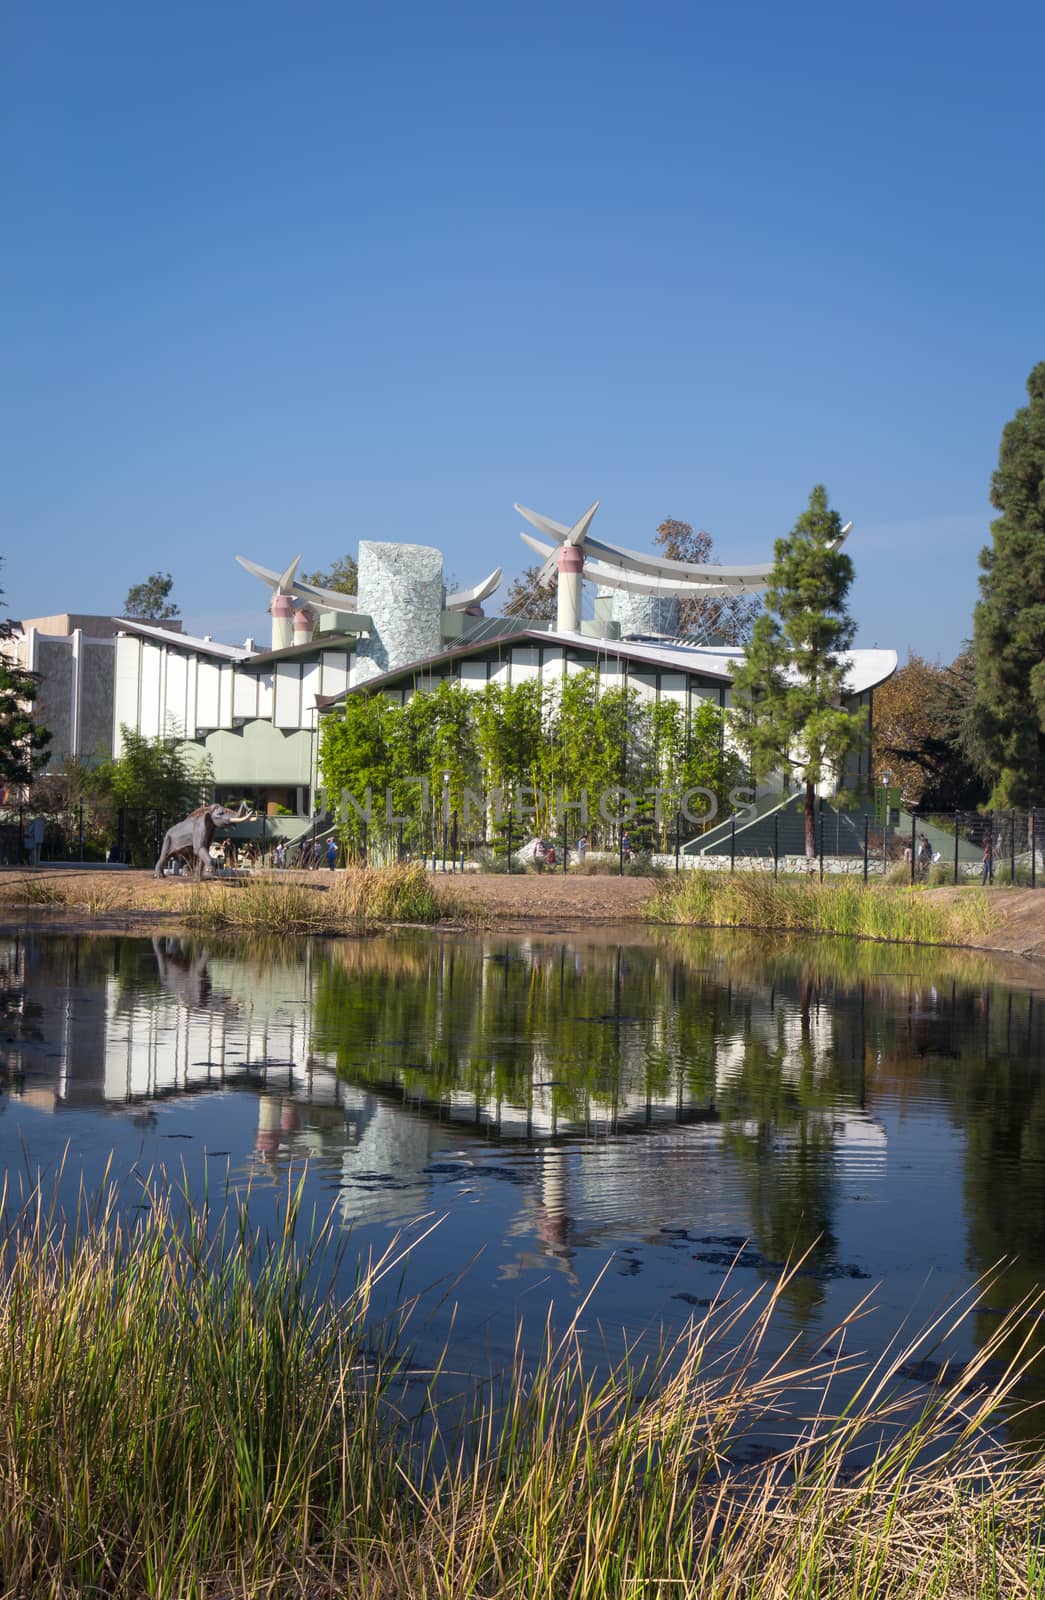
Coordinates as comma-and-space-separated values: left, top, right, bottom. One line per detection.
115, 618, 249, 661
316, 628, 897, 707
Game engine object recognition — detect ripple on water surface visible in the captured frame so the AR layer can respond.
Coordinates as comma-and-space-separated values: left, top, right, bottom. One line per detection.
1, 929, 1043, 1418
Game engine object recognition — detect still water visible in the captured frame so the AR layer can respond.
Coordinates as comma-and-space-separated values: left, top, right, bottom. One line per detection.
4, 928, 1045, 1424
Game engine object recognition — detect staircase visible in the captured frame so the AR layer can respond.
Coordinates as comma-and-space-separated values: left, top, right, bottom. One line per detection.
686, 793, 875, 859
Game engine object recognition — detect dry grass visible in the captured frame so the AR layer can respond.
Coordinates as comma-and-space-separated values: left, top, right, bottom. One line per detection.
0, 863, 479, 932
0, 1176, 1043, 1597
185, 862, 473, 932
652, 872, 1002, 947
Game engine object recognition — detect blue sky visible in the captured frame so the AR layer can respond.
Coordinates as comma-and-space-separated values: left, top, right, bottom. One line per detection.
3, 0, 1043, 661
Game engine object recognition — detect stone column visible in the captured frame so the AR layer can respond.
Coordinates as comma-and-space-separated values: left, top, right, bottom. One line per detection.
556, 545, 584, 633
352, 542, 444, 685
596, 586, 679, 638
271, 593, 294, 651
292, 606, 315, 647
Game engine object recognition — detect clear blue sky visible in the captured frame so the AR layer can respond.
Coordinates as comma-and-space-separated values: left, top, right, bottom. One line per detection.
3, 0, 1043, 661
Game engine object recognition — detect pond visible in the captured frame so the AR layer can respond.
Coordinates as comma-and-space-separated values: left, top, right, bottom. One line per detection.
4, 927, 1045, 1433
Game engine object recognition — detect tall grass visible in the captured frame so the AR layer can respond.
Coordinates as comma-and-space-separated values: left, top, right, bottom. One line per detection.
185, 862, 469, 933
0, 1178, 1044, 1596
652, 872, 1000, 946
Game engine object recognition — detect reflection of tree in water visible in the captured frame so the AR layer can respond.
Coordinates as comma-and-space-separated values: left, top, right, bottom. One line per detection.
311, 938, 730, 1133
946, 989, 1045, 1444
714, 982, 864, 1324
311, 935, 883, 1308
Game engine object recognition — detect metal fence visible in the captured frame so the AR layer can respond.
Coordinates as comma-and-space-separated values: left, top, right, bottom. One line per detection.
1, 802, 313, 870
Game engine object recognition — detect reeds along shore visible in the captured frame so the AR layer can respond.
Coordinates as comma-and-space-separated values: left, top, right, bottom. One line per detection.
0, 862, 470, 931
1, 1177, 1044, 1598
653, 872, 1000, 945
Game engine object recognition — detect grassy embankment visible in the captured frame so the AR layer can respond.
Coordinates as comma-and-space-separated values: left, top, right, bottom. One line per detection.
1, 1178, 1045, 1598
0, 862, 473, 933
653, 871, 1001, 946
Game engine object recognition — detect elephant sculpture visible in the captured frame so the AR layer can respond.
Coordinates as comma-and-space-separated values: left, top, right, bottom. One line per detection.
154, 801, 253, 878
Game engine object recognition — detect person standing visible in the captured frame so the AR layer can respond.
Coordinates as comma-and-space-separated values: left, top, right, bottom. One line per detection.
327, 836, 338, 871
982, 834, 994, 885
918, 833, 932, 878
576, 834, 588, 866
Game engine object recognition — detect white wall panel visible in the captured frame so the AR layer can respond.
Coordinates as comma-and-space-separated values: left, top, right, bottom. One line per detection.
509, 648, 539, 682
659, 673, 688, 708
196, 660, 220, 729
218, 665, 233, 728
274, 663, 301, 728
165, 653, 188, 735
113, 638, 142, 754
256, 670, 274, 719
139, 645, 161, 739
320, 651, 349, 703
233, 670, 258, 721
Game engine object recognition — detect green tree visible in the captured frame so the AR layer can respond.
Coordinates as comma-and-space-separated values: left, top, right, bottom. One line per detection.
124, 573, 179, 621
0, 616, 51, 787
89, 728, 212, 865
873, 650, 987, 811
654, 519, 761, 644
319, 694, 393, 854
970, 361, 1045, 806
503, 563, 557, 620
301, 554, 358, 595
730, 486, 864, 857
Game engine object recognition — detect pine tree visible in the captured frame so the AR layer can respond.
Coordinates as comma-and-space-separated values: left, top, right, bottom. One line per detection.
124, 572, 179, 621
730, 486, 864, 856
0, 653, 50, 786
970, 361, 1045, 807
0, 571, 51, 786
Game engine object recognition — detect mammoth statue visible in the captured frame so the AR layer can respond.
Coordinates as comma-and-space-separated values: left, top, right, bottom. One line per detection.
154, 801, 253, 878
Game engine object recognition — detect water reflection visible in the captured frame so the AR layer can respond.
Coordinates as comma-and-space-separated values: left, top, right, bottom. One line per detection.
4, 927, 1045, 1426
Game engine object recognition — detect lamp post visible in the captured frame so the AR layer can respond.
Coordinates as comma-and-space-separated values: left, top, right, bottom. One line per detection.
881, 770, 891, 876
441, 771, 450, 873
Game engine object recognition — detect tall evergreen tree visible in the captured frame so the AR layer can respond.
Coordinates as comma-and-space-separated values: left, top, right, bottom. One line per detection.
0, 570, 51, 786
730, 486, 864, 856
124, 572, 179, 621
970, 361, 1045, 806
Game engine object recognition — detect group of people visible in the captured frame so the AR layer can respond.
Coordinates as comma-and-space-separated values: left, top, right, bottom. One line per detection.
532, 834, 590, 869
271, 837, 339, 870
903, 832, 938, 879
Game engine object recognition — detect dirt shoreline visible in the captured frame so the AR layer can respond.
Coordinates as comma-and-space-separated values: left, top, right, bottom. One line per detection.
6, 867, 1045, 970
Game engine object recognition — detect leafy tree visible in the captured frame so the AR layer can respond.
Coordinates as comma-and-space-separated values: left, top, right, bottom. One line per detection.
730, 486, 864, 857
970, 361, 1045, 806
475, 680, 545, 798
0, 608, 51, 787
654, 519, 761, 644
301, 554, 358, 595
503, 563, 557, 620
89, 728, 212, 865
123, 573, 179, 621
873, 650, 987, 811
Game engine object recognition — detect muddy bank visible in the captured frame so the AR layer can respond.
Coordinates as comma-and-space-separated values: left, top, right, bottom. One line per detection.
5, 868, 1045, 969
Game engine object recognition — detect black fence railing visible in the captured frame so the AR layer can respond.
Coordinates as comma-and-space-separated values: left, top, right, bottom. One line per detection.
1, 803, 312, 871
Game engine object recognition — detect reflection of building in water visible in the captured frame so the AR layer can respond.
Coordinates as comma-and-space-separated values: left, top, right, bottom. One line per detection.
0, 932, 891, 1250
715, 1003, 836, 1088
3, 937, 342, 1105
0, 936, 451, 1233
